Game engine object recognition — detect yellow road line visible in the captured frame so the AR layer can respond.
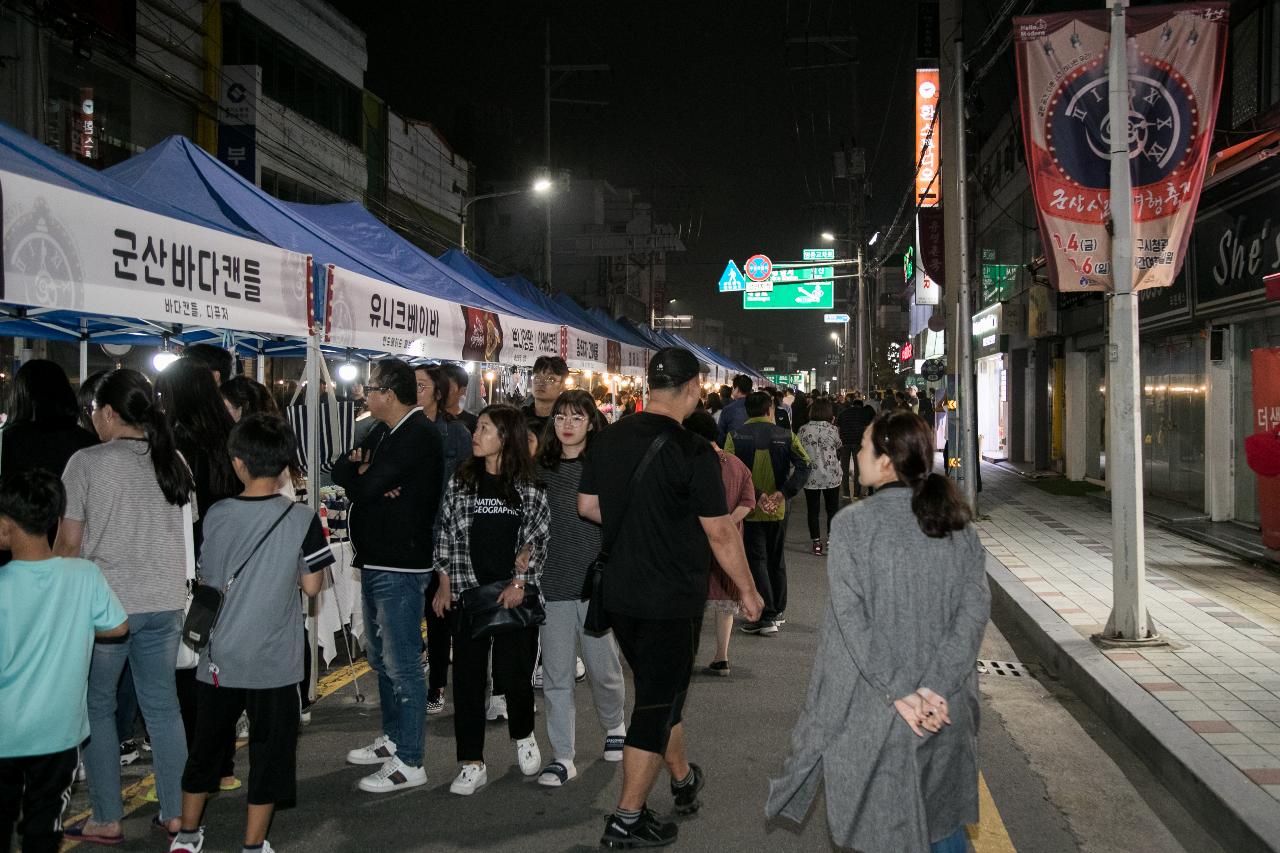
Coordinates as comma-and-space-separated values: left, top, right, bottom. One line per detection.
969, 771, 1018, 852
61, 661, 371, 850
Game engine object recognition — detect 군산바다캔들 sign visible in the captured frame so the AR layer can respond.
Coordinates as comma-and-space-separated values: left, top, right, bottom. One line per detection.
1013, 5, 1229, 292
1, 169, 310, 337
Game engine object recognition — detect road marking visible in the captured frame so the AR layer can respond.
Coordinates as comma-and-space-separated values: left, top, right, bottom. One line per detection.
61, 661, 371, 850
969, 771, 1018, 852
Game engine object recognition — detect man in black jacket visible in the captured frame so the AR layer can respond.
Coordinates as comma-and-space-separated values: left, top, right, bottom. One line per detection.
835, 393, 876, 499
332, 358, 443, 794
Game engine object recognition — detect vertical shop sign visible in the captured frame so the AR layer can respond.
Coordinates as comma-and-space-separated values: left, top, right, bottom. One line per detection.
1013, 5, 1229, 292
915, 69, 941, 208
218, 65, 261, 184
1250, 348, 1280, 549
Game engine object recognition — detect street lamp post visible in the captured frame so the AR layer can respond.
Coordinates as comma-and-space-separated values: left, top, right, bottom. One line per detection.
650, 298, 677, 330
459, 177, 553, 257
821, 231, 869, 393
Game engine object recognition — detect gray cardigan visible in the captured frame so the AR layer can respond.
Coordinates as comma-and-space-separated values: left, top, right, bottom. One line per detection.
765, 484, 990, 852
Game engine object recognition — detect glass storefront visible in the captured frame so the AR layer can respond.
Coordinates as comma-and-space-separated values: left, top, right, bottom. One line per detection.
977, 353, 1008, 460
1139, 333, 1206, 510
1232, 316, 1280, 527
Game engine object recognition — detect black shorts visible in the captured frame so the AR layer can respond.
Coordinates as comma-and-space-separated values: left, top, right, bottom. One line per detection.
608, 613, 701, 755
181, 682, 300, 807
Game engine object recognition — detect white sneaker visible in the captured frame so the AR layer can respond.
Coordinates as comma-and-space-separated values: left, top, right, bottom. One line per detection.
260, 843, 275, 853
346, 734, 397, 765
300, 709, 312, 726
486, 695, 508, 721
235, 712, 250, 740
168, 828, 204, 853
449, 763, 488, 795
575, 656, 587, 682
516, 735, 541, 776
532, 665, 544, 690
357, 756, 426, 793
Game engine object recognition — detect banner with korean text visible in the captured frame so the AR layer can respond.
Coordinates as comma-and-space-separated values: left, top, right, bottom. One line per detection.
620, 343, 648, 377
915, 69, 941, 208
1, 170, 310, 337
559, 325, 608, 372
324, 265, 564, 366
1014, 4, 1228, 292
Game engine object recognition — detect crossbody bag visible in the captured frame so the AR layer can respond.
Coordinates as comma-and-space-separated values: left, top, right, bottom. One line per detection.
580, 429, 673, 635
181, 502, 296, 654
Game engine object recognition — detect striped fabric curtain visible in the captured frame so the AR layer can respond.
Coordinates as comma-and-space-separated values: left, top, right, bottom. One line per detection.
284, 398, 356, 475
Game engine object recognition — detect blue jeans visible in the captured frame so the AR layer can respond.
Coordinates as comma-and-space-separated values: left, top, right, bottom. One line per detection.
360, 570, 429, 767
85, 611, 188, 823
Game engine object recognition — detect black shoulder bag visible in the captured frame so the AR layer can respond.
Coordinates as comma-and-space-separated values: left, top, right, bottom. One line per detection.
182, 502, 296, 652
580, 430, 673, 635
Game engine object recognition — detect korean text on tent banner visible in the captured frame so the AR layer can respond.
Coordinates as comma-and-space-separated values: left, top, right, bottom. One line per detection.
1, 170, 310, 336
559, 325, 608, 372
325, 264, 467, 360
621, 343, 648, 377
1013, 4, 1228, 292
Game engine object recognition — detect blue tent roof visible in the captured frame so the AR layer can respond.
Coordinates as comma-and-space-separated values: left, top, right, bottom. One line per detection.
435, 249, 575, 326
0, 121, 252, 237
550, 294, 626, 342
585, 308, 655, 350
105, 137, 537, 318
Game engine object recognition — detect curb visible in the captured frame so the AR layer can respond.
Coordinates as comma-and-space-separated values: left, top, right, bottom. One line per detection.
985, 554, 1280, 853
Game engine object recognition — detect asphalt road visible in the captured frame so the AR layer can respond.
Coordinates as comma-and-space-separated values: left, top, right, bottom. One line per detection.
59, 498, 1225, 852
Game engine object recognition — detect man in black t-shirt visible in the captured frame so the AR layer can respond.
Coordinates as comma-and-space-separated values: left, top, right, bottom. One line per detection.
579, 347, 763, 849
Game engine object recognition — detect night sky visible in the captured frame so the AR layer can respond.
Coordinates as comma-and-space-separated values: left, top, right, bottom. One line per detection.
332, 1, 918, 371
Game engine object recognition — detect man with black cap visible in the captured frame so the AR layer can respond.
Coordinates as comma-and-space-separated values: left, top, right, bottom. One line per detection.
579, 347, 764, 849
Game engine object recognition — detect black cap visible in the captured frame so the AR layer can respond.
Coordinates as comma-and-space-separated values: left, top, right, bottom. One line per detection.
648, 347, 702, 389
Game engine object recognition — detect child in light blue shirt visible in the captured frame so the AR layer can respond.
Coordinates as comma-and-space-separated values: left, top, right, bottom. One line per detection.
0, 468, 126, 852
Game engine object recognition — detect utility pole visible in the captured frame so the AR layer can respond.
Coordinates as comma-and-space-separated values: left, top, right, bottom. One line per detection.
953, 40, 978, 513
856, 243, 867, 391
543, 20, 553, 290
1102, 0, 1156, 643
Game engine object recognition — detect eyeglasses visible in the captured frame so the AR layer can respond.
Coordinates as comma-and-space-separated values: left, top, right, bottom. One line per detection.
533, 375, 564, 387
363, 384, 391, 395
553, 414, 588, 426
415, 382, 431, 392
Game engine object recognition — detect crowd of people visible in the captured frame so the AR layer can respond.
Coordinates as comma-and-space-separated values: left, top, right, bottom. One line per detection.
0, 344, 986, 853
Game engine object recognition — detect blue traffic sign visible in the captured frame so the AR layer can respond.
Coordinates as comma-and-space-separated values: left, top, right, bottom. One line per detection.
718, 260, 746, 293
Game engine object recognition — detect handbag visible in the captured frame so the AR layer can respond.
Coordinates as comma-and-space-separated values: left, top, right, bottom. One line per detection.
459, 579, 545, 640
181, 503, 296, 653
581, 430, 673, 635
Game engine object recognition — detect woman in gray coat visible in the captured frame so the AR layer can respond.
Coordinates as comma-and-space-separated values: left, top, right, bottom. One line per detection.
765, 410, 989, 852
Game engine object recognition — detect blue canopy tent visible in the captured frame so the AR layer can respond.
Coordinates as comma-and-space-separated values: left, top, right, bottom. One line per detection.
435, 248, 581, 329
0, 121, 311, 361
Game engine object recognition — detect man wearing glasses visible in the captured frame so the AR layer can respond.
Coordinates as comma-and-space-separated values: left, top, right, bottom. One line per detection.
523, 356, 570, 439
331, 358, 444, 793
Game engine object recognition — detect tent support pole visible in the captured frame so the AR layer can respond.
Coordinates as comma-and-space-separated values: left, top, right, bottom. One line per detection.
304, 331, 322, 704
79, 320, 88, 383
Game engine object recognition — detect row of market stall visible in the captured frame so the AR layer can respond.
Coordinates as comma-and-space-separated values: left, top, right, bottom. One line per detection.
0, 120, 758, 389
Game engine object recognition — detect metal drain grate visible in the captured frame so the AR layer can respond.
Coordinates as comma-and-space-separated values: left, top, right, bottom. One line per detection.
977, 659, 1037, 679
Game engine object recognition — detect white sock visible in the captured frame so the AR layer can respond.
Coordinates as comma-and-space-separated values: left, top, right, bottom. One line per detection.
608, 724, 626, 737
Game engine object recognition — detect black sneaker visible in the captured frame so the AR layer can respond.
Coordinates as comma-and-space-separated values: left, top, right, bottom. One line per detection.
702, 660, 730, 677
119, 739, 140, 766
671, 763, 704, 815
600, 808, 678, 849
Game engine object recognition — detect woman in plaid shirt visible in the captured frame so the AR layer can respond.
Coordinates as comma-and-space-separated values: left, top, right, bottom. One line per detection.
431, 405, 551, 796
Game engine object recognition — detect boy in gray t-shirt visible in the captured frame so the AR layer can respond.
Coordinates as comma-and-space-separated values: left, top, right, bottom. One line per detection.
171, 414, 332, 853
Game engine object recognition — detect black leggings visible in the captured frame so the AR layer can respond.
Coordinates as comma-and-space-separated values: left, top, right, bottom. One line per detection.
805, 487, 840, 540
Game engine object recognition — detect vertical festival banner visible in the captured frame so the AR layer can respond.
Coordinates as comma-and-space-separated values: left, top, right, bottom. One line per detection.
1013, 4, 1228, 292
915, 69, 941, 208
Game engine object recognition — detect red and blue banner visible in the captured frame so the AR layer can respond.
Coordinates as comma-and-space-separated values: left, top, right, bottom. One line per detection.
1014, 4, 1228, 292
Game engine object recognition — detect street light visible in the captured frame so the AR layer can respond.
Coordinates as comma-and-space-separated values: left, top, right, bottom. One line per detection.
650, 298, 678, 329
821, 231, 836, 242
459, 177, 554, 255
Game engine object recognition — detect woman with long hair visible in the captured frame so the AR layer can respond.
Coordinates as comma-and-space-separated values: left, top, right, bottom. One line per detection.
766, 410, 988, 852
432, 405, 550, 796
156, 358, 242, 796
55, 369, 194, 843
682, 410, 755, 678
155, 359, 239, 550
1, 359, 97, 478
219, 375, 280, 421
797, 398, 842, 555
533, 390, 627, 787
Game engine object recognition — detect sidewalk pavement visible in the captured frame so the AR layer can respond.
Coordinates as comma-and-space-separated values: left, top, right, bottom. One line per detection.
976, 463, 1280, 851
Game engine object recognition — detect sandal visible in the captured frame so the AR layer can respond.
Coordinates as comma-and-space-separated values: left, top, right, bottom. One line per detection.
537, 760, 577, 787
63, 819, 125, 846
150, 815, 177, 841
